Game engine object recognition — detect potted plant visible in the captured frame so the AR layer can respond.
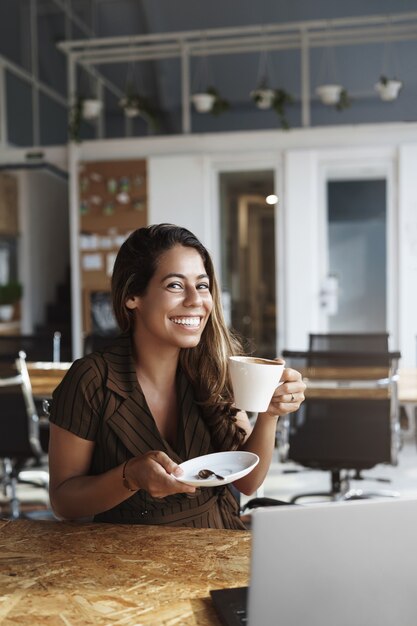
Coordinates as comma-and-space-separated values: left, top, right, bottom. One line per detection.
375, 76, 403, 102
316, 85, 351, 111
316, 84, 343, 105
119, 83, 159, 131
82, 98, 102, 120
0, 281, 22, 322
250, 86, 276, 110
68, 96, 83, 143
191, 87, 230, 115
270, 88, 294, 129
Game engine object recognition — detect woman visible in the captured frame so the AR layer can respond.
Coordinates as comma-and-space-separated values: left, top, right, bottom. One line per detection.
49, 224, 305, 529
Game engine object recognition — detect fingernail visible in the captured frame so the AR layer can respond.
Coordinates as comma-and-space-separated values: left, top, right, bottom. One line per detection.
173, 466, 183, 476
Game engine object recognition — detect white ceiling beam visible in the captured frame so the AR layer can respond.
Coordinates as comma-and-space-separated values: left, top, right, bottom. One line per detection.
57, 10, 417, 54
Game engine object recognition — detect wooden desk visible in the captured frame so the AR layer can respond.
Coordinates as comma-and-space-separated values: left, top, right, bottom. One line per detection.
27, 361, 72, 398
0, 519, 250, 625
398, 368, 417, 404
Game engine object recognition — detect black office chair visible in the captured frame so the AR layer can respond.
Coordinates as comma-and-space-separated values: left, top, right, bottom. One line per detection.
0, 351, 49, 518
308, 332, 389, 353
279, 343, 401, 503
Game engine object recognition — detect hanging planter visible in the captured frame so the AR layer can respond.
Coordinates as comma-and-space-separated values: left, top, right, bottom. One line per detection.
249, 40, 294, 128
191, 92, 216, 113
250, 88, 275, 110
375, 76, 402, 102
191, 87, 229, 115
315, 28, 351, 112
316, 84, 343, 105
250, 81, 294, 128
191, 40, 229, 116
82, 98, 102, 120
316, 85, 351, 111
119, 83, 159, 130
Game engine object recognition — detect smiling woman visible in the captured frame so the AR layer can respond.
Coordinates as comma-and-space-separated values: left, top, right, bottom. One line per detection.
47, 223, 305, 528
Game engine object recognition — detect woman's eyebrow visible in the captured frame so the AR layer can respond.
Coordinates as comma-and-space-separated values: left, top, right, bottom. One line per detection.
160, 272, 209, 282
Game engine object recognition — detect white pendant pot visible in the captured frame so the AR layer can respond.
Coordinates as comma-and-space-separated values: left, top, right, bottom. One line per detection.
123, 105, 140, 118
316, 84, 343, 105
375, 79, 402, 102
251, 88, 275, 110
0, 304, 14, 322
191, 93, 216, 113
82, 99, 102, 120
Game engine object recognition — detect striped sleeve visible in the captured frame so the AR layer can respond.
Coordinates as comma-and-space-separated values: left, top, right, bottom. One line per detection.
49, 355, 106, 440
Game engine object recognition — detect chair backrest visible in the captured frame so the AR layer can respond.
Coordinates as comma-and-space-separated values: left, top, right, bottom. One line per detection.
0, 352, 42, 461
308, 333, 390, 353
288, 396, 392, 471
280, 348, 400, 472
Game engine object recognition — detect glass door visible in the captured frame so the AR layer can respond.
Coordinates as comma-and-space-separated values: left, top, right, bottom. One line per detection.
323, 178, 387, 332
219, 170, 277, 358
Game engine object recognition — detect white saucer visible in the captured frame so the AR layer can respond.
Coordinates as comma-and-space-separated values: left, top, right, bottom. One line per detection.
174, 451, 259, 487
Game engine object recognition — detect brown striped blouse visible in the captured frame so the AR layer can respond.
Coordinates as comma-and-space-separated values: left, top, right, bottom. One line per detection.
49, 333, 244, 529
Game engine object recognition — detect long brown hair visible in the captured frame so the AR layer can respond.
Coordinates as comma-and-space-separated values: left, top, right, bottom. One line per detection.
111, 224, 246, 450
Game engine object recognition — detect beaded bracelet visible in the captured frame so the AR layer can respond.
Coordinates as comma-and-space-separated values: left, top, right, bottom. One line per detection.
122, 459, 138, 492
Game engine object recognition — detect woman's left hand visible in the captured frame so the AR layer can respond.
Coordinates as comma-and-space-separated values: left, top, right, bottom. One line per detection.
261, 367, 306, 419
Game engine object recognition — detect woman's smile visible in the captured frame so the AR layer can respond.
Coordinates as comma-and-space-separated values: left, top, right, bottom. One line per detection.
170, 316, 202, 328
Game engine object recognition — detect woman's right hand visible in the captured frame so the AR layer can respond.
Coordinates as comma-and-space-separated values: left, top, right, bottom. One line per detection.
124, 451, 196, 498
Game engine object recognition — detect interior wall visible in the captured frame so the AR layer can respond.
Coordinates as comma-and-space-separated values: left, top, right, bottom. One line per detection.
398, 144, 417, 367
71, 123, 417, 364
148, 155, 209, 247
18, 169, 69, 333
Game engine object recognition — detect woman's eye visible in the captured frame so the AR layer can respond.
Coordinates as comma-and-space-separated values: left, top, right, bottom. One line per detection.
197, 282, 210, 290
167, 282, 183, 290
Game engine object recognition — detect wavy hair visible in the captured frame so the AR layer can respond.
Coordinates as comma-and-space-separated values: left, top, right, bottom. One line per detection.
111, 224, 246, 451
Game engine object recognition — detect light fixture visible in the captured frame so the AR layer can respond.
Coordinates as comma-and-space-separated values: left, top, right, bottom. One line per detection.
266, 194, 278, 205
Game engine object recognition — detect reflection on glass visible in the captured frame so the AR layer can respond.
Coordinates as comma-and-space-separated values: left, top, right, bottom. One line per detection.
327, 179, 387, 332
219, 170, 276, 358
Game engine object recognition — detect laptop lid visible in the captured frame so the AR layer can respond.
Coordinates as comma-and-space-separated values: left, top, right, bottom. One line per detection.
248, 498, 417, 626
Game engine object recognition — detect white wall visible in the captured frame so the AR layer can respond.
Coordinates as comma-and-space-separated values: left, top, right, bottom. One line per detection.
69, 123, 417, 363
148, 155, 209, 244
17, 169, 69, 333
398, 145, 417, 366
284, 150, 320, 350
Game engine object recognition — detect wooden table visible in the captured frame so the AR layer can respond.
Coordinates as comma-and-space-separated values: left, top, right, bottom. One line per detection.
300, 366, 417, 402
27, 362, 72, 399
0, 519, 250, 625
398, 368, 417, 404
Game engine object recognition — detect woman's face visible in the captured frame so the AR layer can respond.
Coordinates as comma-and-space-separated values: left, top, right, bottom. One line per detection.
126, 244, 213, 350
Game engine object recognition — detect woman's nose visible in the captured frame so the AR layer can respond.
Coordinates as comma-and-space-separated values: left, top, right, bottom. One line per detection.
184, 286, 202, 306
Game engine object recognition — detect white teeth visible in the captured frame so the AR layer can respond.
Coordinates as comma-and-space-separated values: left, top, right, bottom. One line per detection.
171, 317, 200, 327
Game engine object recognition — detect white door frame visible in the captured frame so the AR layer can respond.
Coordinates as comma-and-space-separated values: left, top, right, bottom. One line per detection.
317, 147, 398, 345
208, 152, 284, 356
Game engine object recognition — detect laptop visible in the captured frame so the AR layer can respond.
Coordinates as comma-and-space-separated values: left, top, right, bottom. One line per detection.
211, 497, 417, 626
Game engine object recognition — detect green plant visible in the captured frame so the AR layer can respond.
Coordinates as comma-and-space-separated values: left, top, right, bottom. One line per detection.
68, 96, 83, 143
206, 86, 230, 116
0, 281, 22, 305
335, 88, 352, 111
120, 83, 160, 131
271, 89, 294, 130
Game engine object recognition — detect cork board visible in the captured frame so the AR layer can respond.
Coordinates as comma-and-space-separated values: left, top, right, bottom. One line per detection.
78, 159, 148, 334
0, 173, 18, 235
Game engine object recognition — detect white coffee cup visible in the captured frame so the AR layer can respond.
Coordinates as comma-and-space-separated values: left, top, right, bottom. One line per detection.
228, 356, 285, 413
